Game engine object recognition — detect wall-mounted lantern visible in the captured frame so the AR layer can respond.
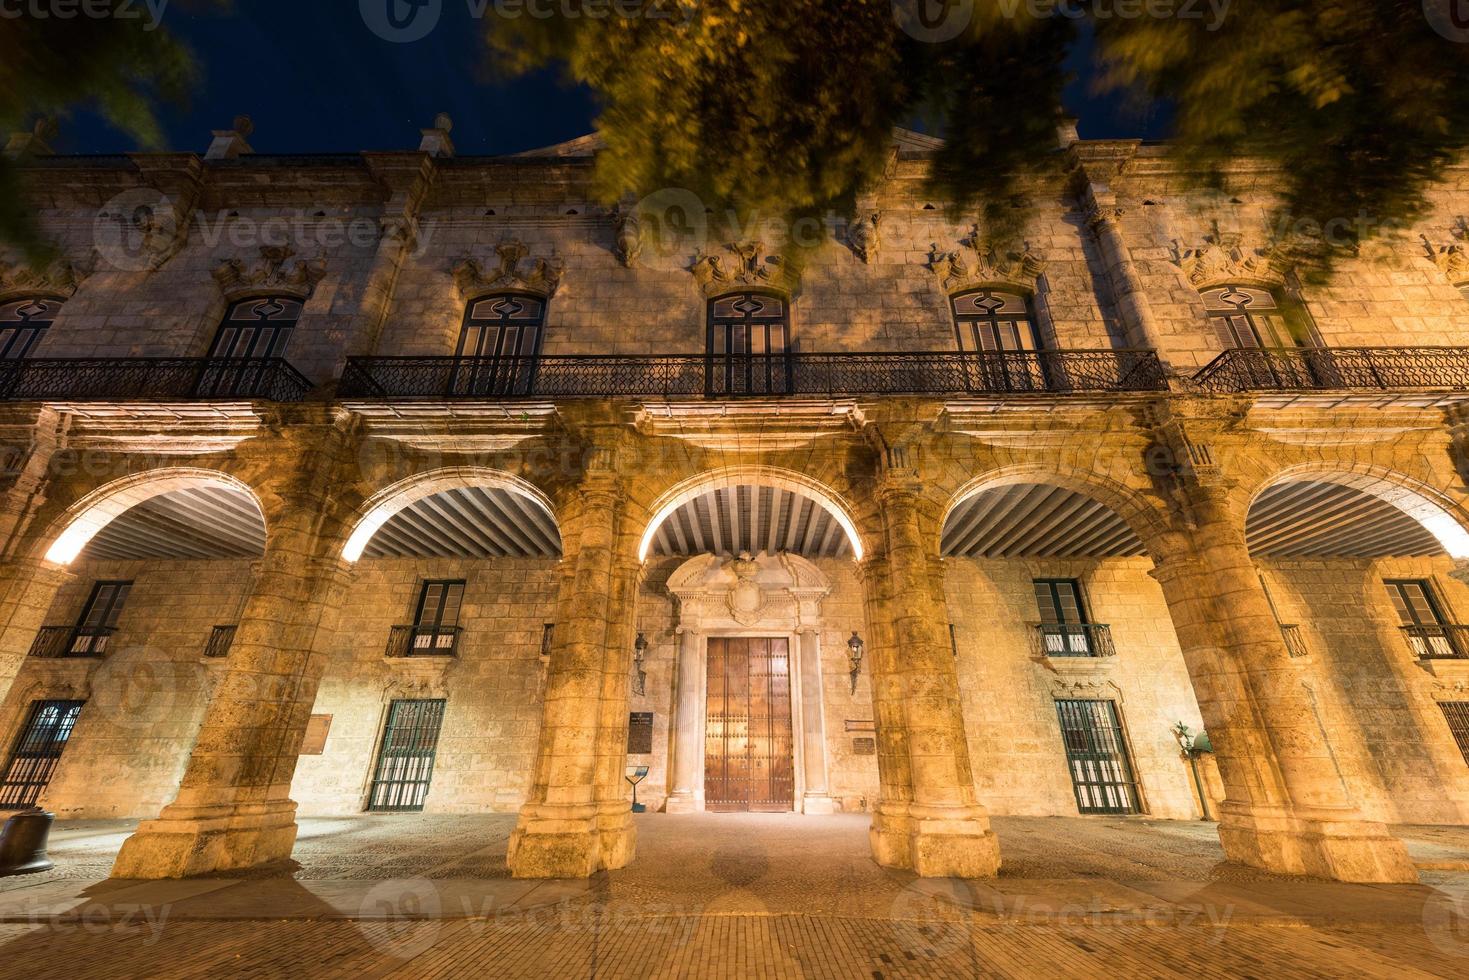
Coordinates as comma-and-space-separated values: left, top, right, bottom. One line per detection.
847, 632, 865, 694
632, 632, 648, 697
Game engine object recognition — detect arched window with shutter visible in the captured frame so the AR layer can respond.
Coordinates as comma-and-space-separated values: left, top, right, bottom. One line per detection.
706, 291, 791, 395
949, 288, 1045, 391
0, 296, 63, 360
451, 293, 547, 396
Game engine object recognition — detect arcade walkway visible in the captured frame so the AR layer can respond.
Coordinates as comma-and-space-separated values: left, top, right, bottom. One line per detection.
0, 813, 1466, 976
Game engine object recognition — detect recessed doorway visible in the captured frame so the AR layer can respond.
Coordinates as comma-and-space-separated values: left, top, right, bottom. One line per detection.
704, 637, 795, 812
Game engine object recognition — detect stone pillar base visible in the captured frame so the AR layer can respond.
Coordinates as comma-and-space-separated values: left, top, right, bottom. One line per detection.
869, 803, 1002, 879
801, 793, 837, 815
664, 792, 700, 814
507, 803, 636, 878
1216, 802, 1418, 883
111, 801, 298, 879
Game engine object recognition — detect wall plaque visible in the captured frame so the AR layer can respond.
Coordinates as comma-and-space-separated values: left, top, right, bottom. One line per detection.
301, 714, 332, 755
852, 737, 876, 756
628, 712, 654, 755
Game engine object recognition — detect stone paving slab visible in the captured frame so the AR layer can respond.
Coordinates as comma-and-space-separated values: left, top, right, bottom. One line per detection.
0, 915, 1461, 979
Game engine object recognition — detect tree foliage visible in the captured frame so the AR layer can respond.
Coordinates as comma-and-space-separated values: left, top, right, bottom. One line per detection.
0, 2, 207, 254
488, 0, 1469, 272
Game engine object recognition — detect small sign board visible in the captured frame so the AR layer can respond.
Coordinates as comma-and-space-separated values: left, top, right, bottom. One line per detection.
628, 712, 654, 755
852, 737, 877, 756
301, 714, 332, 755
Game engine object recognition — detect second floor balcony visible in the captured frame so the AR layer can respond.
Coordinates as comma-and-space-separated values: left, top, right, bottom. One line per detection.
384, 625, 462, 658
28, 626, 114, 659
1401, 624, 1469, 660
339, 349, 1169, 400
1031, 623, 1117, 658
1193, 347, 1469, 395
0, 357, 313, 403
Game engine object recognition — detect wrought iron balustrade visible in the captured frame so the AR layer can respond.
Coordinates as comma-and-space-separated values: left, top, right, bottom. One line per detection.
1279, 624, 1308, 658
1193, 347, 1469, 394
1401, 624, 1469, 660
0, 357, 313, 402
204, 625, 237, 659
27, 625, 113, 659
339, 349, 1168, 400
384, 625, 461, 658
1031, 623, 1116, 658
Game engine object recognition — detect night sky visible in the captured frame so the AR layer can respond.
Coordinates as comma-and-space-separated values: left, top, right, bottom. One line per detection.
54, 2, 1166, 157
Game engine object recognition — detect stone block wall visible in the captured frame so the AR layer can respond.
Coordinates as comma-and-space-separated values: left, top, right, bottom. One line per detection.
1258, 555, 1469, 825
1, 558, 250, 818
12, 144, 1469, 387
292, 557, 558, 815
944, 556, 1216, 820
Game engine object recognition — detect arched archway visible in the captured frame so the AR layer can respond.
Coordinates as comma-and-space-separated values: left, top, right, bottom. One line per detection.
341, 466, 561, 561
40, 468, 266, 565
638, 467, 864, 562
1243, 464, 1469, 829
1245, 466, 1469, 559
940, 468, 1166, 560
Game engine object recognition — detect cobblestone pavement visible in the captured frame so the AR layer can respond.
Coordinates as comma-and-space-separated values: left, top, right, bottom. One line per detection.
0, 813, 1465, 977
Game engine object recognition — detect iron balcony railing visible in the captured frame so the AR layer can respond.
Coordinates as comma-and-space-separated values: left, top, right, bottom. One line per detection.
1401, 624, 1469, 660
384, 625, 461, 658
0, 357, 313, 402
27, 625, 114, 659
204, 625, 237, 659
1279, 624, 1309, 658
1193, 346, 1469, 393
1031, 623, 1116, 658
339, 350, 1169, 400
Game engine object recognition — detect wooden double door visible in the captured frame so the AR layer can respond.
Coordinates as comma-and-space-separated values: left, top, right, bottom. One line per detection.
704, 637, 795, 812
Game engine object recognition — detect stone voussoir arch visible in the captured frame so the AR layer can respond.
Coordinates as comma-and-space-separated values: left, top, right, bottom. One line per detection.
31, 466, 266, 566
939, 463, 1175, 560
1244, 460, 1469, 559
636, 465, 867, 562
339, 464, 562, 562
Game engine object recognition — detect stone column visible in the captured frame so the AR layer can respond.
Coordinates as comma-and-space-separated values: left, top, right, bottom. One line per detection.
0, 558, 73, 702
665, 626, 703, 813
1083, 186, 1168, 360
111, 513, 353, 879
507, 467, 638, 878
861, 480, 1001, 878
1150, 491, 1417, 882
797, 627, 834, 814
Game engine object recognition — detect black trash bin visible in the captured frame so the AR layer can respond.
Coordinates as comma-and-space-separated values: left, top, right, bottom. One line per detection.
0, 809, 55, 876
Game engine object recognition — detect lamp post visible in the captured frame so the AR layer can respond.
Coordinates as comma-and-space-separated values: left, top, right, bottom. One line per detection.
1172, 721, 1212, 821
847, 632, 864, 695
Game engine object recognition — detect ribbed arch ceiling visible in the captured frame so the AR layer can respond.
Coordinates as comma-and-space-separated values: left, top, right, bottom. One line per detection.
1246, 481, 1444, 558
82, 486, 266, 561
648, 484, 854, 559
362, 486, 562, 559
942, 483, 1147, 559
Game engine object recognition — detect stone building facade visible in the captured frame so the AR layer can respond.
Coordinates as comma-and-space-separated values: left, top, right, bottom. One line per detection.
1, 119, 1468, 884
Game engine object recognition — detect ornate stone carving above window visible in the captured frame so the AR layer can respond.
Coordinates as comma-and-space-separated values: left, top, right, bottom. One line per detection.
689, 241, 798, 297
612, 208, 642, 268
1422, 217, 1469, 286
452, 240, 564, 299
211, 245, 327, 302
0, 254, 93, 298
1168, 231, 1287, 288
846, 212, 880, 265
927, 226, 1043, 293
